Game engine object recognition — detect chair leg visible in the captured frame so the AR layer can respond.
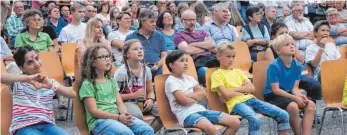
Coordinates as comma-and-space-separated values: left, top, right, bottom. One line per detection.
319, 108, 329, 135
339, 108, 345, 135
315, 107, 318, 135
65, 98, 71, 121
70, 101, 74, 120
268, 118, 272, 135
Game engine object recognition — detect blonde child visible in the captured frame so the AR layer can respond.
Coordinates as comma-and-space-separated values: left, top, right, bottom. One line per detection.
114, 39, 162, 132
165, 50, 241, 135
265, 34, 316, 135
211, 41, 290, 135
79, 45, 154, 135
1, 46, 76, 135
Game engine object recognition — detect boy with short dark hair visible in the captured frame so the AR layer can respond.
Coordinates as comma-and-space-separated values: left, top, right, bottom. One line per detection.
305, 20, 341, 81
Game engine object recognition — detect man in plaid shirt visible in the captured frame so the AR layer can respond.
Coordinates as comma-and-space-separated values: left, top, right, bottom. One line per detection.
6, 1, 24, 48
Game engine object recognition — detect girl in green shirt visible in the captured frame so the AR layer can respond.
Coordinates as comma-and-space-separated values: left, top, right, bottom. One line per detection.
79, 45, 154, 135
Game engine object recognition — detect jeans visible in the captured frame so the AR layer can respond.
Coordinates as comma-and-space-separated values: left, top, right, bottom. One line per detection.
197, 67, 207, 86
299, 75, 322, 102
231, 98, 290, 135
15, 123, 70, 135
91, 118, 154, 135
183, 110, 224, 127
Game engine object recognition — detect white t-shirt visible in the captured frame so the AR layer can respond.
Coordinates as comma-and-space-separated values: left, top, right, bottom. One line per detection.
305, 43, 341, 80
165, 75, 206, 127
96, 13, 110, 24
108, 30, 134, 63
58, 23, 86, 43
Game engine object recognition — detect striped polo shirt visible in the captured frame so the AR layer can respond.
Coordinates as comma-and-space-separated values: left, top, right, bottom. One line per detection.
9, 81, 56, 134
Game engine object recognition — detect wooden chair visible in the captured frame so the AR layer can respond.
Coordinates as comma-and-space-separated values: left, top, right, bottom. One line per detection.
1, 87, 12, 135
73, 83, 90, 135
319, 59, 347, 135
256, 52, 266, 61
162, 55, 198, 81
231, 41, 252, 72
252, 61, 271, 101
39, 52, 72, 120
1, 61, 6, 73
339, 45, 347, 59
39, 52, 64, 84
236, 26, 242, 41
154, 74, 224, 135
61, 43, 77, 77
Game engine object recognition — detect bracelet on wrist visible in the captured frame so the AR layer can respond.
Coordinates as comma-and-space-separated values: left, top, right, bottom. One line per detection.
147, 98, 155, 101
51, 80, 59, 92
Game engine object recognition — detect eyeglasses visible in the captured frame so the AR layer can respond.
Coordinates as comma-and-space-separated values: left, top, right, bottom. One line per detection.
183, 19, 196, 22
87, 10, 97, 13
294, 9, 304, 12
328, 14, 339, 17
164, 16, 173, 19
95, 55, 112, 61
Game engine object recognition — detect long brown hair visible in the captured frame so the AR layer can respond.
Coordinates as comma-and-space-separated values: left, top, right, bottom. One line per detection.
83, 18, 104, 48
81, 44, 112, 88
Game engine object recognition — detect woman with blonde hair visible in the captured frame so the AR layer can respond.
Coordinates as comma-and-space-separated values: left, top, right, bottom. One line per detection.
74, 17, 111, 89
227, 2, 245, 27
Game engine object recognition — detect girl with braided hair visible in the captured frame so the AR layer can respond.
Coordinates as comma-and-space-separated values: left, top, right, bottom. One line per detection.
79, 44, 154, 135
114, 39, 163, 133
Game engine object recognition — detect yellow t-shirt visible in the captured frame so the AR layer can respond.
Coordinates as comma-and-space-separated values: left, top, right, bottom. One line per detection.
343, 75, 347, 106
211, 69, 254, 113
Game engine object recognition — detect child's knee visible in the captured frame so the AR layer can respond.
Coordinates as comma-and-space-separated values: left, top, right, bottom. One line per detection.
305, 101, 315, 113
276, 110, 290, 123
248, 115, 261, 127
286, 102, 299, 114
224, 115, 241, 129
196, 119, 216, 133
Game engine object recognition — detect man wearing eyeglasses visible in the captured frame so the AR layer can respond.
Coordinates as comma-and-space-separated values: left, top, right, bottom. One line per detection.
286, 3, 314, 57
326, 8, 347, 47
202, 2, 238, 47
81, 5, 96, 23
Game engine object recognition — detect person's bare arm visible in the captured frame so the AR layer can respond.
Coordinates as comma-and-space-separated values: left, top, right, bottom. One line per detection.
0, 73, 38, 85
294, 48, 305, 64
55, 81, 76, 98
177, 42, 206, 55
231, 81, 255, 93
189, 36, 215, 50
290, 31, 310, 39
186, 85, 207, 100
172, 90, 197, 106
48, 46, 54, 52
111, 40, 125, 49
338, 17, 347, 23
247, 39, 267, 46
217, 85, 245, 100
157, 52, 167, 68
52, 39, 60, 52
116, 93, 128, 114
271, 83, 298, 100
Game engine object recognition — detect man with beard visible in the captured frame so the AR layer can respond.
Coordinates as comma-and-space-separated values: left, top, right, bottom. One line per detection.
286, 3, 314, 57
174, 9, 216, 85
202, 2, 238, 47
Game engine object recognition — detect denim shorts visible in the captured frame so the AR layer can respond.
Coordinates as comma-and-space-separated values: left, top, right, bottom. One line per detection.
183, 110, 224, 128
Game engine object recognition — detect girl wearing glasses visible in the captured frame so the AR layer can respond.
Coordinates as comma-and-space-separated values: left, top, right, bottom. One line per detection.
79, 45, 154, 135
114, 39, 163, 133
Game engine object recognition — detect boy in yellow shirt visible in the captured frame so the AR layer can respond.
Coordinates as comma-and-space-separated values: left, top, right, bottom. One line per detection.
211, 41, 290, 135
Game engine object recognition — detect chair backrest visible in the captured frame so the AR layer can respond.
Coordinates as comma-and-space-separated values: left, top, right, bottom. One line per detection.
236, 26, 242, 41
339, 45, 347, 59
256, 51, 266, 61
162, 55, 198, 81
320, 59, 347, 104
231, 41, 252, 71
1, 87, 12, 135
61, 43, 77, 77
205, 68, 228, 113
73, 83, 90, 135
252, 61, 271, 101
154, 74, 181, 129
1, 61, 6, 73
39, 52, 64, 84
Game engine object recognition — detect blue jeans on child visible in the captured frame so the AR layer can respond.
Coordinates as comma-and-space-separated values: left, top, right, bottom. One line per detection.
15, 123, 70, 135
183, 110, 224, 127
91, 118, 154, 135
231, 98, 290, 135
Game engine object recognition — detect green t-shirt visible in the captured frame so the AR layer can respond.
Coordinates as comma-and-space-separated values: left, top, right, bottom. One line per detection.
79, 78, 120, 131
14, 31, 53, 52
